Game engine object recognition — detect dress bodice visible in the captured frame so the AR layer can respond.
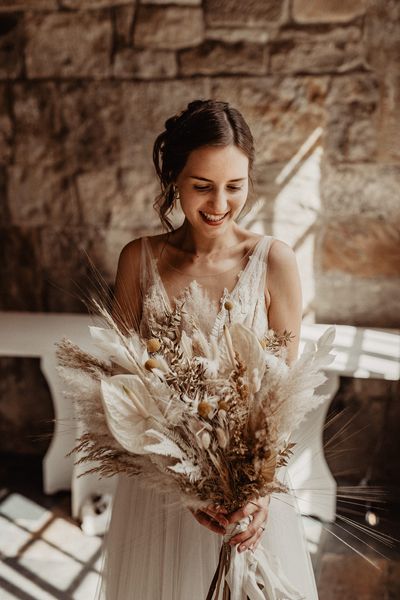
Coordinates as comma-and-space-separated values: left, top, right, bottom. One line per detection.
139, 235, 274, 340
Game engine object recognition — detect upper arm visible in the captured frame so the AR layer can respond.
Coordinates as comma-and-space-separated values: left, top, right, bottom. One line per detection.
265, 239, 303, 365
112, 238, 143, 333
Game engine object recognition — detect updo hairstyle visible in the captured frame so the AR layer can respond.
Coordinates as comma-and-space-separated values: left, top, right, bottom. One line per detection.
152, 99, 255, 231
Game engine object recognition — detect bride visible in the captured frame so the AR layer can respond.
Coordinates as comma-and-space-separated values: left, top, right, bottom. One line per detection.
99, 99, 318, 599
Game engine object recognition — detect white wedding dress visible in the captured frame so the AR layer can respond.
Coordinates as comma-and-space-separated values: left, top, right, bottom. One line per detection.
98, 235, 319, 600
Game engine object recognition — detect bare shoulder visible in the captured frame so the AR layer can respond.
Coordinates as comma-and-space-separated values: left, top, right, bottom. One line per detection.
267, 238, 298, 271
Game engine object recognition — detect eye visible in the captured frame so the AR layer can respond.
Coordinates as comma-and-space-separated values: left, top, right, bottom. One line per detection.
194, 185, 210, 192
227, 185, 242, 191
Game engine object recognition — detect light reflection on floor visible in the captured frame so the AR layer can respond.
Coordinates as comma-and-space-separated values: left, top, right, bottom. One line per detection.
0, 492, 102, 599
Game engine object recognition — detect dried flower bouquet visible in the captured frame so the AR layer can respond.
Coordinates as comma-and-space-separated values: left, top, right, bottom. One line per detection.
57, 300, 335, 599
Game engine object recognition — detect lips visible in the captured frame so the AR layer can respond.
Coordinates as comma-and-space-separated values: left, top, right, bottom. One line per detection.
199, 211, 229, 226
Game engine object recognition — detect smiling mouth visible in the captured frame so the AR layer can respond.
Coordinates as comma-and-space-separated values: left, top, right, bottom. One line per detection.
199, 211, 229, 224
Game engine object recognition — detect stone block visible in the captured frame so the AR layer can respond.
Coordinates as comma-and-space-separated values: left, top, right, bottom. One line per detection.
119, 78, 211, 170
0, 13, 24, 79
0, 226, 44, 310
325, 74, 380, 163
0, 1, 57, 10
179, 41, 267, 76
141, 0, 200, 4
61, 0, 133, 8
114, 3, 136, 49
75, 167, 160, 230
113, 48, 177, 79
317, 554, 387, 599
320, 162, 400, 218
204, 0, 283, 27
293, 0, 367, 24
0, 357, 53, 455
59, 81, 124, 170
25, 11, 112, 79
0, 85, 12, 164
205, 27, 270, 44
13, 83, 63, 167
7, 165, 80, 227
270, 26, 365, 74
211, 76, 328, 163
134, 5, 204, 49
320, 219, 400, 278
314, 273, 400, 327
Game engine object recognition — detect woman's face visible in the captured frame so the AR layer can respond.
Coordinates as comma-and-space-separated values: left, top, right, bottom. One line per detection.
175, 144, 249, 236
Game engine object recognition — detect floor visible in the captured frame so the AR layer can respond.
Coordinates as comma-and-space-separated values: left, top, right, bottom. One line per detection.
0, 455, 399, 600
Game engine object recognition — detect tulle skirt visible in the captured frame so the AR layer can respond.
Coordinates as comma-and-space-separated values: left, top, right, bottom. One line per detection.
98, 471, 319, 600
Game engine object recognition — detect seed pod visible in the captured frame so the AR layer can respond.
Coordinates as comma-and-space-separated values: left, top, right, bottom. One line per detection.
198, 401, 212, 418
218, 399, 229, 411
146, 338, 161, 353
216, 427, 227, 449
144, 358, 160, 371
224, 300, 233, 311
201, 431, 211, 449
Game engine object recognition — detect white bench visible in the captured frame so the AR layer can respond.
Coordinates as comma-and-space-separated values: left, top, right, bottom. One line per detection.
1, 312, 399, 523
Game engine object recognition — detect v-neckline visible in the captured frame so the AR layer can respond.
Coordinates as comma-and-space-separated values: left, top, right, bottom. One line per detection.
145, 236, 266, 314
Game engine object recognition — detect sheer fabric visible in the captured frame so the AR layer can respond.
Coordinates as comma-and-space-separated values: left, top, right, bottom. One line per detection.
99, 235, 319, 599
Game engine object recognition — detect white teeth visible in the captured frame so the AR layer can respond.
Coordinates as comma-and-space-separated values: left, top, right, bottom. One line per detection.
201, 211, 227, 222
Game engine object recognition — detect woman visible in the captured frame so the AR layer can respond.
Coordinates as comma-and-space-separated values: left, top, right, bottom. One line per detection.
100, 99, 318, 599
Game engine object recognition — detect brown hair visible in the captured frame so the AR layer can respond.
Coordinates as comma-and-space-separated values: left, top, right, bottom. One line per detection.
152, 99, 255, 231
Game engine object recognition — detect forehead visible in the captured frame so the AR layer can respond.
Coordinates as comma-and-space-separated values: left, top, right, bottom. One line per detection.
182, 145, 249, 179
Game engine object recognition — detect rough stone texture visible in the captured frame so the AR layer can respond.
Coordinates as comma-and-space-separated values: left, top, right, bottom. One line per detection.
204, 0, 284, 27
113, 49, 177, 79
270, 26, 366, 74
320, 162, 400, 218
25, 11, 112, 79
179, 41, 267, 76
293, 0, 367, 24
75, 167, 160, 229
320, 219, 400, 278
0, 0, 57, 10
141, 0, 200, 4
7, 165, 80, 227
61, 0, 133, 8
0, 13, 24, 79
119, 79, 211, 171
0, 226, 44, 311
134, 6, 204, 50
205, 27, 270, 44
365, 1, 400, 163
13, 83, 65, 167
59, 82, 125, 170
318, 555, 387, 599
314, 274, 400, 327
325, 74, 380, 162
0, 85, 12, 165
211, 76, 329, 163
114, 4, 136, 49
0, 358, 53, 455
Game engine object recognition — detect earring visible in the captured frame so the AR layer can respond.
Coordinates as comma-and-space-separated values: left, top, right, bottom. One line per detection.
173, 185, 180, 204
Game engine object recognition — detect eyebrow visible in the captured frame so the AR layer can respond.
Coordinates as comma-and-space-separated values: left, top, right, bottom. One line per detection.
189, 176, 247, 182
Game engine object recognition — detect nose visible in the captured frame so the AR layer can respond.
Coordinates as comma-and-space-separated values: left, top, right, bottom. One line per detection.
208, 187, 229, 214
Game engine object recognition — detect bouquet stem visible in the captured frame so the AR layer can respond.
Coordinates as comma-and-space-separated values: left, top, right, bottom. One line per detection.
206, 541, 232, 600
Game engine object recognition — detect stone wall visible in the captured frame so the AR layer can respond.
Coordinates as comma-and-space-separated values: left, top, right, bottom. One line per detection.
0, 0, 399, 468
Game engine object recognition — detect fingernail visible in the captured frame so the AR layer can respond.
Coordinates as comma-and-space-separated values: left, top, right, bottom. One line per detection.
239, 545, 246, 552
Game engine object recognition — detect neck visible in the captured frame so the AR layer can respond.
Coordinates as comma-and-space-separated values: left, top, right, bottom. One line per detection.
173, 221, 242, 257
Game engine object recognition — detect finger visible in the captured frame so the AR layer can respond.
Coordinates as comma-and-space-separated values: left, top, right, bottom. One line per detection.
236, 525, 265, 553
203, 507, 229, 527
192, 510, 226, 535
229, 509, 268, 546
227, 502, 257, 525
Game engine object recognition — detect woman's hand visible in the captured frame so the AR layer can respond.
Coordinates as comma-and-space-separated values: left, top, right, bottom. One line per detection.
226, 495, 271, 553
189, 505, 228, 535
